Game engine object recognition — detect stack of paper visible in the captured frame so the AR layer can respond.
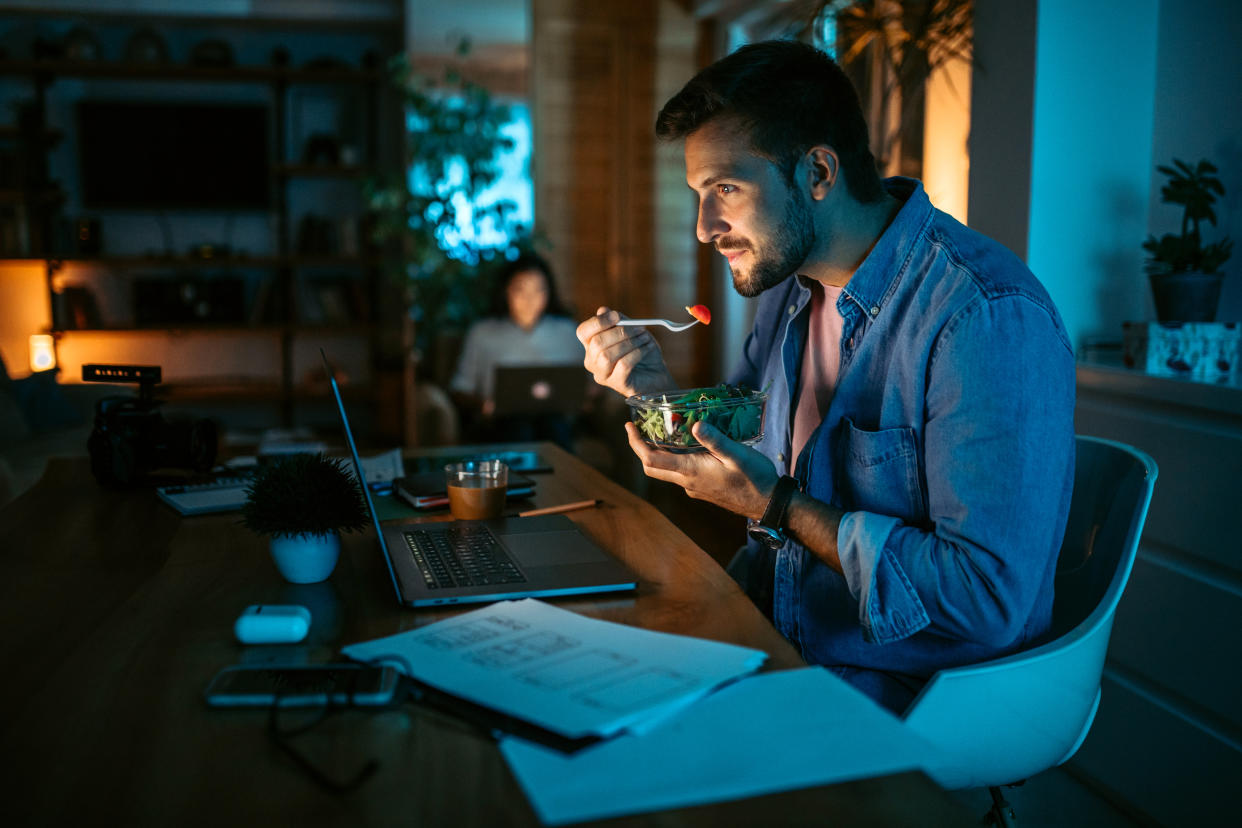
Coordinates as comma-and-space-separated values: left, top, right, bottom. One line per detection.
340, 598, 767, 740
500, 666, 940, 825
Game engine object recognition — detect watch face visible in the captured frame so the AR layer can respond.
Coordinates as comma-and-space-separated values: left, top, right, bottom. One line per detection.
747, 523, 785, 550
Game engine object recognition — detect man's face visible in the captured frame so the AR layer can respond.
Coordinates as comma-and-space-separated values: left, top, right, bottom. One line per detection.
684, 118, 816, 297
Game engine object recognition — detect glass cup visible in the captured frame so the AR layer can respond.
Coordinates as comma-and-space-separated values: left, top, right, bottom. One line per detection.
444, 460, 508, 520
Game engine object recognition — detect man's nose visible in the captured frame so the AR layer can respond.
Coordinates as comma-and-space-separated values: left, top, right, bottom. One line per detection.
696, 199, 727, 244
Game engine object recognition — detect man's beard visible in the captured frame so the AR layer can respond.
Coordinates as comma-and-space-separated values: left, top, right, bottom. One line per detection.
723, 187, 816, 298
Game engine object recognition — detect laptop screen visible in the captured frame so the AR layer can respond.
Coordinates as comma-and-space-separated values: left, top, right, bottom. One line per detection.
491, 364, 587, 417
321, 349, 403, 601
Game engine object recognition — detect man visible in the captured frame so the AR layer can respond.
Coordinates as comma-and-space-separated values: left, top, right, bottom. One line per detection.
576, 40, 1076, 713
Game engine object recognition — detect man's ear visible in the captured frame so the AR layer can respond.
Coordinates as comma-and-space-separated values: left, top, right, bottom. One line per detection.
807, 146, 839, 201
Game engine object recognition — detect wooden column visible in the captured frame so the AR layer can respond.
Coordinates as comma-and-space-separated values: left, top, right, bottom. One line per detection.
532, 0, 705, 384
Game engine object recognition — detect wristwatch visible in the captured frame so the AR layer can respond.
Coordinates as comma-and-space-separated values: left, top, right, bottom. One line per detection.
747, 475, 799, 550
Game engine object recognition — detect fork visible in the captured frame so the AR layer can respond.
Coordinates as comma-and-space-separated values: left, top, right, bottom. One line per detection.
615, 318, 701, 332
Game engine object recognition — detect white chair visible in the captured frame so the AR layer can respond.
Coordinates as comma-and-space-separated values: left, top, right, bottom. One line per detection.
902, 435, 1158, 826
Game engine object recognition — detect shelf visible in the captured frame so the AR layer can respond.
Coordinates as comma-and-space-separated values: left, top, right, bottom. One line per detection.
54, 323, 372, 335
55, 324, 286, 335
156, 381, 372, 403
0, 125, 62, 144
42, 254, 386, 268
275, 164, 372, 178
0, 58, 383, 85
0, 7, 400, 34
0, 187, 64, 205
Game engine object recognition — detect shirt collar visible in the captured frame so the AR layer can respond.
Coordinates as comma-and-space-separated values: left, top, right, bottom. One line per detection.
840, 176, 932, 320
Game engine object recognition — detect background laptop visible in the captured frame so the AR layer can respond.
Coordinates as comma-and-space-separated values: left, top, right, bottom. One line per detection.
322, 351, 636, 607
491, 364, 587, 418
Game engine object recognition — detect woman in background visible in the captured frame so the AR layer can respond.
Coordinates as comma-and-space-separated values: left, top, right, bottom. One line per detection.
449, 252, 583, 449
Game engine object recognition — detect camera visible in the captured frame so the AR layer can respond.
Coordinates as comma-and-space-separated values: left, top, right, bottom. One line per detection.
84, 364, 218, 487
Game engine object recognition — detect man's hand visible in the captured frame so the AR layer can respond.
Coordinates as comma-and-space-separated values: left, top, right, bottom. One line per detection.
625, 419, 780, 520
577, 307, 676, 398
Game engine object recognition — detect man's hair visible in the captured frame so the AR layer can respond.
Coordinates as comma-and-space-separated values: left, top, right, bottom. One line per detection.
655, 39, 884, 203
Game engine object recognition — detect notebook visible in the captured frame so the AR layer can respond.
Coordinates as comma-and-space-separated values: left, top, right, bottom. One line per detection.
393, 470, 536, 510
491, 364, 587, 417
321, 350, 637, 607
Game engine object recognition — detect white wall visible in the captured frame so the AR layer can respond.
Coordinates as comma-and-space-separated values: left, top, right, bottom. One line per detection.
1148, 0, 1242, 322
1026, 0, 1160, 352
973, 0, 1242, 350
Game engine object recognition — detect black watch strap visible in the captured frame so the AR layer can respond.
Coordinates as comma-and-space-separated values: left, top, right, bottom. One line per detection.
758, 475, 799, 532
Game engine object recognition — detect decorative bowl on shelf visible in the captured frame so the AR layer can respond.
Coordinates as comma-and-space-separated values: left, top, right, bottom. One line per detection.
124, 27, 169, 64
626, 384, 767, 452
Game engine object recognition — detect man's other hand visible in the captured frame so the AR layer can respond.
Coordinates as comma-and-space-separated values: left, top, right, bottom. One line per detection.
625, 419, 779, 520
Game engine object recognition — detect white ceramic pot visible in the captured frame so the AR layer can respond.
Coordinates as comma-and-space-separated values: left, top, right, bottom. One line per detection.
269, 532, 340, 584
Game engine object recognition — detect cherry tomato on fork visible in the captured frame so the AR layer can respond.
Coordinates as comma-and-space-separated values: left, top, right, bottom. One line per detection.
685, 304, 711, 325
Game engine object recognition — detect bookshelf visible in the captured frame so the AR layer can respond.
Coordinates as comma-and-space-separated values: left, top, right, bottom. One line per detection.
0, 10, 404, 430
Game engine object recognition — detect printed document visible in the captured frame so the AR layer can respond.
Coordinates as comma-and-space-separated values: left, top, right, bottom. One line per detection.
341, 598, 767, 739
500, 666, 940, 825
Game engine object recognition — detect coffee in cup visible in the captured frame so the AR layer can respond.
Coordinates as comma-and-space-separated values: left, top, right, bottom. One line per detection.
444, 460, 508, 520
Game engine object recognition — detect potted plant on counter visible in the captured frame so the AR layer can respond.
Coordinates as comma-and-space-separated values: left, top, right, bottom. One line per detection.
241, 453, 369, 584
1143, 157, 1234, 322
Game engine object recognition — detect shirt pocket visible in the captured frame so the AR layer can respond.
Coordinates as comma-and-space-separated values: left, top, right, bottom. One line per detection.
835, 418, 925, 522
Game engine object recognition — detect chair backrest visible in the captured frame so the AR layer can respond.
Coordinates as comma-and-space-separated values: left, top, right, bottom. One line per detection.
1050, 437, 1157, 638
902, 435, 1157, 790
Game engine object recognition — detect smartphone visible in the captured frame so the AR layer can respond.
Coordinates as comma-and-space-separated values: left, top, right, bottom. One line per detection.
204, 664, 400, 708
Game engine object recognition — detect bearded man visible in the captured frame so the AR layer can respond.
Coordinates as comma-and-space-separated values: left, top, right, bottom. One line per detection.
577, 39, 1076, 713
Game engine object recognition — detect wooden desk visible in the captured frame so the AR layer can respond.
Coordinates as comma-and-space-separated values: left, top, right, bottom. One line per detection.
0, 443, 971, 826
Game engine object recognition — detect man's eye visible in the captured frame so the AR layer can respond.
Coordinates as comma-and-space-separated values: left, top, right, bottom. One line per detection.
718, 184, 737, 195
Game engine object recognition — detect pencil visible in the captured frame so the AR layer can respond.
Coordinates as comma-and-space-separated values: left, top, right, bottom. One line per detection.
517, 499, 601, 518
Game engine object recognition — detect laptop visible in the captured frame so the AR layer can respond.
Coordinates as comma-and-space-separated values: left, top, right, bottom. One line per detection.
321, 351, 637, 607
491, 364, 587, 417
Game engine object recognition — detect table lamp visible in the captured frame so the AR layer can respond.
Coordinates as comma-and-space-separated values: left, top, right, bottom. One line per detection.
29, 334, 56, 373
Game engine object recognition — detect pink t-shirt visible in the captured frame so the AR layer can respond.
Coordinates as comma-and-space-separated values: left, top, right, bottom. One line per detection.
790, 281, 845, 472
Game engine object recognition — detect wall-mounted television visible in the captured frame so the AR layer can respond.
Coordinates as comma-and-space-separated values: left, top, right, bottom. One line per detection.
77, 101, 271, 210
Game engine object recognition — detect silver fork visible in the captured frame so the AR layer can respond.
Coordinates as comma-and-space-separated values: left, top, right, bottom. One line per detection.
615, 318, 701, 332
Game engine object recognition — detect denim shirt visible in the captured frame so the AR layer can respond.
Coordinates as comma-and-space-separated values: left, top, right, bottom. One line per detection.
728, 178, 1076, 696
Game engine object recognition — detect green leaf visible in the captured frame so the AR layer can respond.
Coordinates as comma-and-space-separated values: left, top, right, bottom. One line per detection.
1146, 156, 1232, 277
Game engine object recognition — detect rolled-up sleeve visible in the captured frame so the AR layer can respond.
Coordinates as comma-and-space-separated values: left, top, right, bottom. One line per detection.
837, 510, 931, 643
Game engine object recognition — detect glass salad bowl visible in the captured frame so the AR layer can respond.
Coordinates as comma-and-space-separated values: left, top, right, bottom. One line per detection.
626, 384, 767, 452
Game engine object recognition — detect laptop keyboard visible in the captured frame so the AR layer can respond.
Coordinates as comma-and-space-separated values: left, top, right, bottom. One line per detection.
403, 526, 527, 589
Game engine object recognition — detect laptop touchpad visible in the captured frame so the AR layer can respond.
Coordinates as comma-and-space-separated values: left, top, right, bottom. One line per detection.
501, 531, 603, 567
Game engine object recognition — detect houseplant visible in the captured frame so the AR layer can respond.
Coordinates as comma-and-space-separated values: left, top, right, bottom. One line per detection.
240, 453, 369, 584
803, 0, 973, 176
364, 40, 530, 371
1143, 158, 1234, 322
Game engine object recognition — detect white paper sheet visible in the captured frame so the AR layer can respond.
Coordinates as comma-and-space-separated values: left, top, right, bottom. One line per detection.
500, 666, 941, 825
341, 598, 767, 739
357, 447, 404, 484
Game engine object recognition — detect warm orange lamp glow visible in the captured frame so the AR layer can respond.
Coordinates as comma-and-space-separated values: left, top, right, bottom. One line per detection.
29, 334, 56, 373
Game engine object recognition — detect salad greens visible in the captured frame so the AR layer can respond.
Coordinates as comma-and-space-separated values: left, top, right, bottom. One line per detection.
631, 383, 765, 449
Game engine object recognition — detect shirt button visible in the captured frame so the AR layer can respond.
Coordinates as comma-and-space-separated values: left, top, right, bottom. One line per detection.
870, 305, 880, 316
788, 305, 797, 316
777, 453, 786, 463
846, 337, 854, 348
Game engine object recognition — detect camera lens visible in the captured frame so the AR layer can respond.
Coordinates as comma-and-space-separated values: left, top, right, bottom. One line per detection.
153, 416, 218, 473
